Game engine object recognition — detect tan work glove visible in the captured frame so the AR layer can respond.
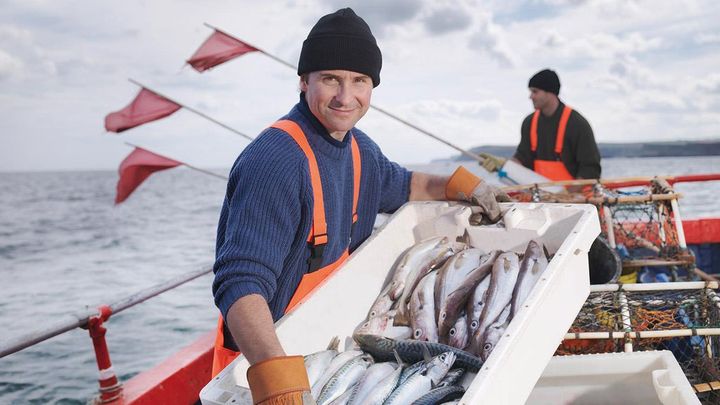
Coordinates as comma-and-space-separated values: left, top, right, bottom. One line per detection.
479, 152, 507, 173
446, 166, 511, 224
247, 355, 314, 404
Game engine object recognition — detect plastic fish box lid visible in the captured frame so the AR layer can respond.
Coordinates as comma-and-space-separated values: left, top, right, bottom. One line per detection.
200, 201, 600, 405
527, 351, 701, 405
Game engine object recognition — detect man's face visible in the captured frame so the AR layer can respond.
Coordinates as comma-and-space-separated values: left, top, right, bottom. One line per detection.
529, 87, 553, 110
300, 70, 372, 140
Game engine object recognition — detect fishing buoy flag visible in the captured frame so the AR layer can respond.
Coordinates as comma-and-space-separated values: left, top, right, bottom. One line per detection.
104, 88, 181, 133
186, 29, 259, 72
115, 147, 181, 204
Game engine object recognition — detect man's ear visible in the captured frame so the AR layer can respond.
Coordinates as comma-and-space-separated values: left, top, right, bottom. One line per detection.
299, 75, 308, 92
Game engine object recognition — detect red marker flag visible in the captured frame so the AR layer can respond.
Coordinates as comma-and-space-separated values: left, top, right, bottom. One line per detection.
187, 30, 259, 72
105, 89, 181, 133
115, 147, 182, 204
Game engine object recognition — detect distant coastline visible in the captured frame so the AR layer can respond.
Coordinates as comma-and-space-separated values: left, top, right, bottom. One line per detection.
447, 140, 720, 161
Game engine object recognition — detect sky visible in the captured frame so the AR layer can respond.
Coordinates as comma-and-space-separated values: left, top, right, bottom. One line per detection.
0, 0, 719, 172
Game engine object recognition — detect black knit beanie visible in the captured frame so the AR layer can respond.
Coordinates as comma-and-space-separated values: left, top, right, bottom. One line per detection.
528, 69, 561, 95
298, 8, 382, 87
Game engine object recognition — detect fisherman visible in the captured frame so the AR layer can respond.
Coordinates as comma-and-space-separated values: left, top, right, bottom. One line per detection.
212, 8, 508, 404
481, 69, 601, 181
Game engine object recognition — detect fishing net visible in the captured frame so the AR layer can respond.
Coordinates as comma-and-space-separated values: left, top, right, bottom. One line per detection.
556, 285, 720, 403
508, 177, 697, 282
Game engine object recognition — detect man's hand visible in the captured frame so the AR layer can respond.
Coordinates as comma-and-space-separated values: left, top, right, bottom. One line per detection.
479, 152, 507, 173
446, 166, 511, 223
247, 356, 313, 404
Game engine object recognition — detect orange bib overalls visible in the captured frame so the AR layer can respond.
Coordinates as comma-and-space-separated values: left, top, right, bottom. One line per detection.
211, 120, 361, 377
530, 106, 575, 181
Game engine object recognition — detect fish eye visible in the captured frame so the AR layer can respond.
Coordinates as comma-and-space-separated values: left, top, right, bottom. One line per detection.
369, 311, 376, 317
484, 343, 493, 351
449, 328, 456, 336
470, 321, 478, 329
440, 312, 446, 320
414, 329, 422, 338
362, 322, 369, 328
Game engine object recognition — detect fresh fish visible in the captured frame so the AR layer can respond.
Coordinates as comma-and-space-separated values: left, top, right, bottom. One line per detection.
311, 350, 363, 399
468, 252, 520, 355
353, 311, 411, 340
317, 354, 373, 405
466, 275, 491, 336
384, 352, 456, 405
447, 311, 469, 349
304, 336, 341, 388
511, 240, 548, 318
355, 361, 401, 405
481, 304, 511, 361
437, 251, 499, 340
366, 288, 394, 319
353, 334, 484, 371
410, 385, 465, 405
387, 236, 447, 300
345, 362, 396, 405
409, 270, 439, 342
398, 359, 428, 386
393, 242, 460, 326
329, 386, 355, 405
434, 248, 485, 322
437, 368, 465, 388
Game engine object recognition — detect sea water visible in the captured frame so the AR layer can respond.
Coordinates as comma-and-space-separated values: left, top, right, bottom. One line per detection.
0, 156, 718, 404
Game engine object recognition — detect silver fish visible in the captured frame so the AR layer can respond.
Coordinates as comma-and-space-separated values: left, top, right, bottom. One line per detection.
409, 270, 439, 342
434, 248, 485, 323
353, 311, 411, 340
511, 240, 548, 318
481, 304, 511, 361
437, 251, 499, 341
393, 242, 459, 326
410, 385, 465, 405
469, 252, 520, 355
466, 275, 491, 336
437, 368, 465, 388
329, 387, 355, 405
346, 362, 396, 405
311, 350, 363, 399
304, 337, 341, 388
447, 311, 468, 349
387, 236, 447, 300
317, 354, 373, 405
355, 365, 402, 405
384, 352, 456, 405
353, 334, 484, 371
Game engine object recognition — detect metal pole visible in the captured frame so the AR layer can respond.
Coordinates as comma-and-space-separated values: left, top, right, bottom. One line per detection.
127, 78, 254, 142
0, 266, 213, 358
123, 142, 228, 181
200, 23, 483, 164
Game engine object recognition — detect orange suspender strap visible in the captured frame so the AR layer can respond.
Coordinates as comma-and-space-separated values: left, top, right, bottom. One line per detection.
350, 136, 361, 224
271, 120, 328, 246
530, 110, 540, 152
555, 106, 573, 155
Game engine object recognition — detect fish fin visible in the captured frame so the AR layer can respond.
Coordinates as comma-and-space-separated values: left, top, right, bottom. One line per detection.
392, 349, 405, 367
543, 244, 550, 260
327, 336, 340, 351
422, 345, 432, 363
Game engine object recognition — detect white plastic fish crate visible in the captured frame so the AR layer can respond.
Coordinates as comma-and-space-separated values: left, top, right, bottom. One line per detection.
527, 351, 701, 405
200, 201, 600, 405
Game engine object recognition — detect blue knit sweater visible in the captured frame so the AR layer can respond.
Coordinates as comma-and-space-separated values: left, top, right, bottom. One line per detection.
213, 95, 412, 321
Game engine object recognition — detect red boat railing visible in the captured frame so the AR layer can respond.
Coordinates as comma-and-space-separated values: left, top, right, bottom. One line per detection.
0, 265, 212, 404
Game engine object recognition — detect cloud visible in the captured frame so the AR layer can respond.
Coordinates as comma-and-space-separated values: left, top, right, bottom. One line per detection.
536, 31, 662, 61
695, 32, 720, 45
467, 13, 516, 67
408, 98, 504, 121
0, 49, 24, 80
421, 4, 473, 35
695, 73, 720, 94
326, 0, 423, 36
